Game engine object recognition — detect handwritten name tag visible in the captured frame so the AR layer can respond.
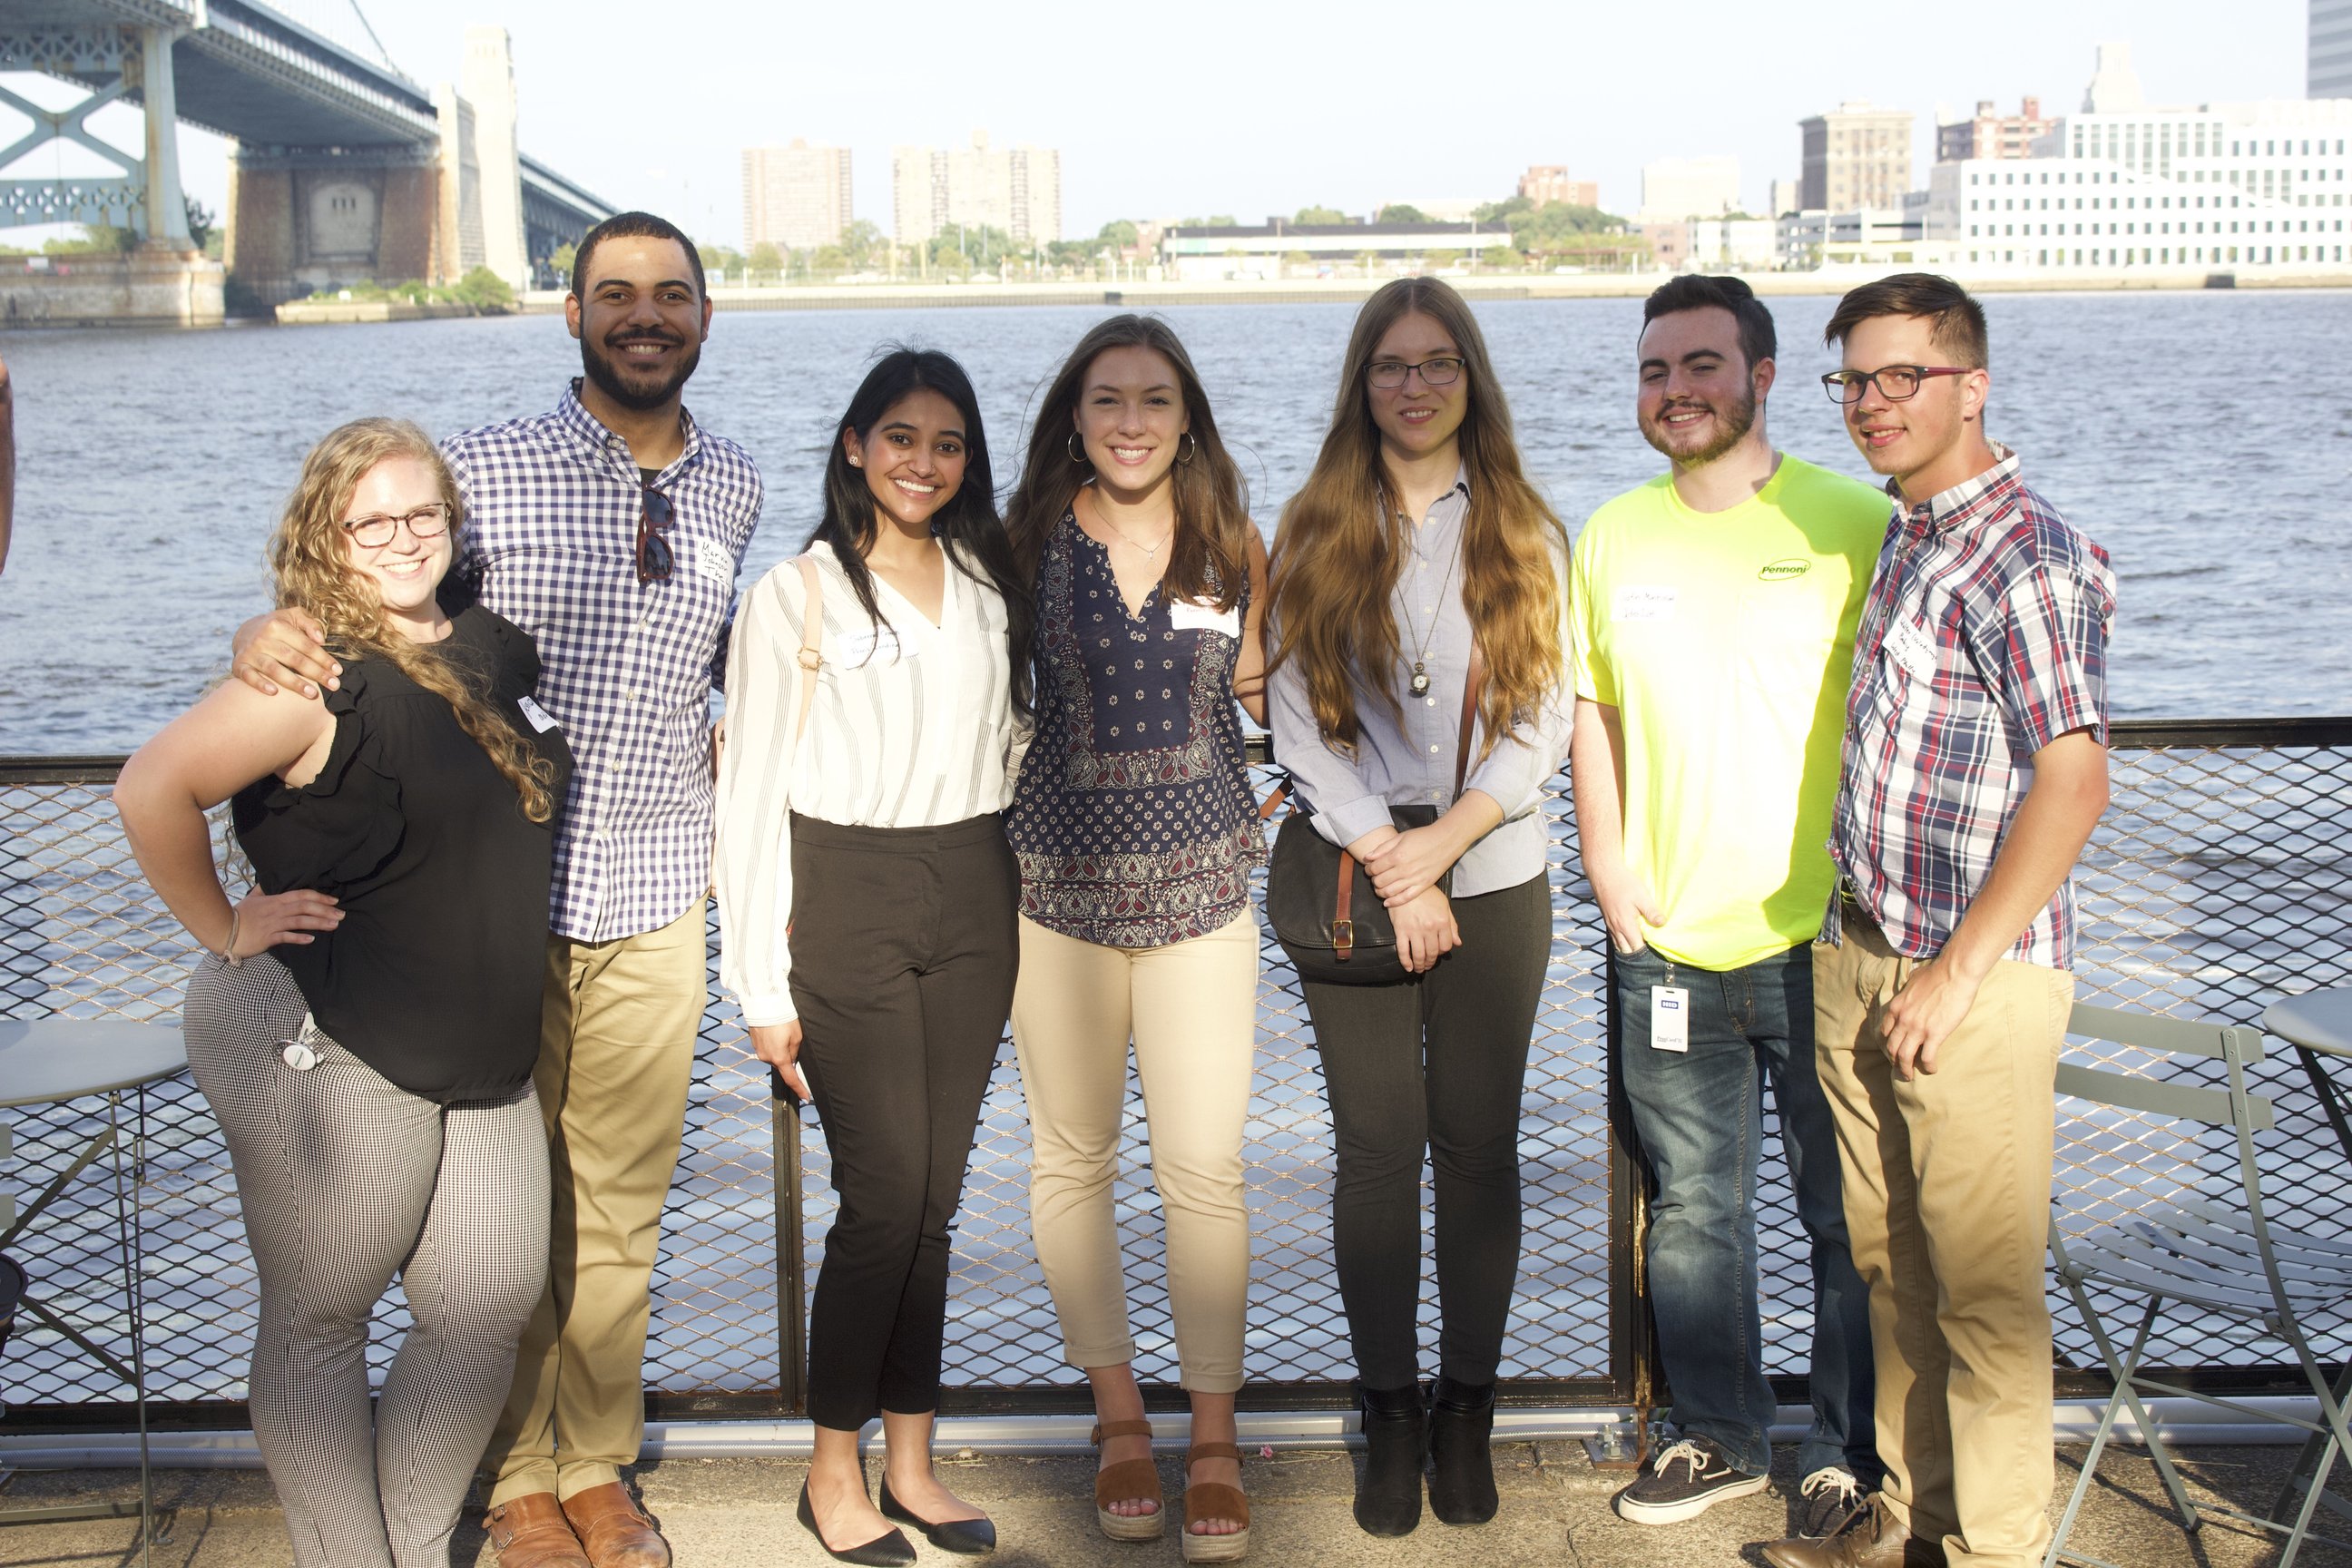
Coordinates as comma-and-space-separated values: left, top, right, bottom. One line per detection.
1612, 585, 1678, 623
687, 542, 734, 589
1883, 617, 1937, 681
516, 695, 561, 734
1169, 599, 1242, 639
834, 626, 908, 667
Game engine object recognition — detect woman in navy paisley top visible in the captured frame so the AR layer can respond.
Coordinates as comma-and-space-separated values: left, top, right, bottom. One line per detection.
1004, 315, 1267, 1563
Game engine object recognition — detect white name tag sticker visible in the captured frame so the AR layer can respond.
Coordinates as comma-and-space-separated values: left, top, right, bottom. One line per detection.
1612, 585, 1678, 623
691, 544, 735, 590
515, 695, 560, 733
1168, 599, 1242, 638
1651, 985, 1691, 1052
1883, 616, 1937, 681
834, 627, 906, 667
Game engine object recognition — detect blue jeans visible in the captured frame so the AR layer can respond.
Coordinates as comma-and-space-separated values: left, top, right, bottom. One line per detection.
1615, 943, 1878, 1484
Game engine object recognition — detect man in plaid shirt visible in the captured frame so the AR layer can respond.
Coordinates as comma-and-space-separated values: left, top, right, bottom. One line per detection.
236, 212, 761, 1568
1763, 276, 2113, 1568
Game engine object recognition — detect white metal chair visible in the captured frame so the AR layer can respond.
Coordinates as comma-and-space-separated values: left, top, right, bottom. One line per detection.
2045, 1000, 2352, 1568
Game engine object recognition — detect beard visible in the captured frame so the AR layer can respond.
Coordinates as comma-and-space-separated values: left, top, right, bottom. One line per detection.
580, 328, 701, 412
1640, 384, 1759, 467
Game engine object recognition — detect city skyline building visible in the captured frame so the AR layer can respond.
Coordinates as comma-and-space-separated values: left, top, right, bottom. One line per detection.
1798, 100, 1916, 213
1517, 165, 1600, 208
1638, 155, 1741, 222
891, 132, 1062, 246
1938, 97, 2056, 162
2318, 0, 2352, 98
740, 139, 852, 251
1925, 86, 2351, 270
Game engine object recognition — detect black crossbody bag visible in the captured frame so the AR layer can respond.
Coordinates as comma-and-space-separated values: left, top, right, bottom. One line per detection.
1265, 654, 1484, 985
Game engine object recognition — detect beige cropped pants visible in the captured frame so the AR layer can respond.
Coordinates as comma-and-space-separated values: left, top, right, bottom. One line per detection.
1010, 910, 1259, 1394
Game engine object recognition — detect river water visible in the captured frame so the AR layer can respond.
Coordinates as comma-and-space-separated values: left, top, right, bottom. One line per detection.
2, 289, 2348, 751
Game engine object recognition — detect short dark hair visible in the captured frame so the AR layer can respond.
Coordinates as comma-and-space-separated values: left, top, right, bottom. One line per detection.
1640, 274, 1776, 370
570, 211, 704, 301
1821, 272, 1988, 368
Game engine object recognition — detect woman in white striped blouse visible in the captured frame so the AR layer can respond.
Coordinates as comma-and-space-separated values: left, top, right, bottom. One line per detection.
714, 348, 1032, 1566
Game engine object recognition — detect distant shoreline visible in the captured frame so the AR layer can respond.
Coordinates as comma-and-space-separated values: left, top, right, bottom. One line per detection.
513, 269, 2352, 317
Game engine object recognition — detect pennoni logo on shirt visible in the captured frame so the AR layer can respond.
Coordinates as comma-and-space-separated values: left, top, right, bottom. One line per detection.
1757, 558, 1812, 582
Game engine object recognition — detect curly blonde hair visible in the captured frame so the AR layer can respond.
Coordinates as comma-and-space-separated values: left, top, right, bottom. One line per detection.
270, 417, 557, 823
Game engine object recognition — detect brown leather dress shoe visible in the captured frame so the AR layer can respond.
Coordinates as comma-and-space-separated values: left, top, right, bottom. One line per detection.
484, 1492, 592, 1568
562, 1481, 672, 1568
1759, 1497, 1948, 1568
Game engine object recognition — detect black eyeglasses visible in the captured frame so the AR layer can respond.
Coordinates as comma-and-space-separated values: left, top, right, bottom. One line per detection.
636, 485, 674, 583
1821, 366, 1971, 405
339, 503, 451, 549
1367, 356, 1465, 390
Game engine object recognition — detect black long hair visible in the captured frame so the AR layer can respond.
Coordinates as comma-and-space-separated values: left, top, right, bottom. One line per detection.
806, 347, 1034, 715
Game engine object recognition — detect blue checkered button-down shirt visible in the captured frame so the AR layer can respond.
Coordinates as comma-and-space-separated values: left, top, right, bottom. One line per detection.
444, 380, 764, 944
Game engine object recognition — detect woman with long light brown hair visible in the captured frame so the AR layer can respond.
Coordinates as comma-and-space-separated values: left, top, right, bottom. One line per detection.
114, 418, 569, 1568
1003, 313, 1268, 1563
1265, 277, 1572, 1537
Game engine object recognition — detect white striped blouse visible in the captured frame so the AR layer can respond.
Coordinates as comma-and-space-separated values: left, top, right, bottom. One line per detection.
714, 543, 1020, 1026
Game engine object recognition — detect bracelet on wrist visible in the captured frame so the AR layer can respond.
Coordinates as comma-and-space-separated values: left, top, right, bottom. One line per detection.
220, 907, 243, 968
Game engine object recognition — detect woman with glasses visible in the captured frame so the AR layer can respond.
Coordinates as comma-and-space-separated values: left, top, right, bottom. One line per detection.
113, 419, 570, 1568
1265, 278, 1573, 1537
715, 348, 1031, 1566
1002, 315, 1268, 1563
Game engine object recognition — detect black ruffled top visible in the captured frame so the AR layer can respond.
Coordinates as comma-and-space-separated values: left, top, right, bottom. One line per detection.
230, 606, 572, 1102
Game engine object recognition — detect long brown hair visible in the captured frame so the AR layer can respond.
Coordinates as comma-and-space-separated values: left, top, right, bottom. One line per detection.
270, 418, 558, 822
1004, 314, 1252, 612
1269, 278, 1566, 753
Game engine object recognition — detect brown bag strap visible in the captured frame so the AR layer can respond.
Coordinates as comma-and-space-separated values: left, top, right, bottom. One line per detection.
1454, 641, 1486, 799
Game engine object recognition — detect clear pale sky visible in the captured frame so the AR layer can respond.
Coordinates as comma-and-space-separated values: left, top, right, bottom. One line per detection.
0, 0, 2315, 248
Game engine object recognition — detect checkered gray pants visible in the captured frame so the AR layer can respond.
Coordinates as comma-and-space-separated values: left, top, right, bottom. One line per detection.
183, 953, 549, 1568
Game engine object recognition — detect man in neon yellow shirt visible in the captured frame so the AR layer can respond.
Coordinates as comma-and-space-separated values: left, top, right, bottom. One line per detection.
1573, 276, 1889, 1544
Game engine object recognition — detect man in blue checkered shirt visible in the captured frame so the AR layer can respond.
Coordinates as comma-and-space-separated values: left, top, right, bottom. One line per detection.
235, 211, 762, 1568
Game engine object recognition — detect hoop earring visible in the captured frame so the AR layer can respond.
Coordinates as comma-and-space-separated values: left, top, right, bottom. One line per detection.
1176, 431, 1197, 466
1068, 430, 1090, 465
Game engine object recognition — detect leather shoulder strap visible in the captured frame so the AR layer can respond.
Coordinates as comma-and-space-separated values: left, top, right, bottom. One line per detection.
792, 554, 824, 745
1454, 640, 1486, 799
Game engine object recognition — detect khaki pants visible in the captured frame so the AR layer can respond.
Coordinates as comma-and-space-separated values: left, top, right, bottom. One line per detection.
1813, 914, 2073, 1568
1010, 911, 1258, 1394
484, 899, 707, 1505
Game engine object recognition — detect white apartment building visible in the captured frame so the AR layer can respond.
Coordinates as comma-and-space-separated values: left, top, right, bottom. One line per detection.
741, 140, 852, 251
1925, 99, 2352, 270
1639, 156, 1741, 223
891, 132, 1062, 247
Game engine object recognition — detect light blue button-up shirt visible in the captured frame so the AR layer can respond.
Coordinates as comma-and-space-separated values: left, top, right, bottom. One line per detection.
1267, 473, 1573, 898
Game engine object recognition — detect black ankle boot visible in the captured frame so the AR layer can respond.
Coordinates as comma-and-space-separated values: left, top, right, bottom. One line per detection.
1427, 1375, 1498, 1524
1353, 1380, 1426, 1536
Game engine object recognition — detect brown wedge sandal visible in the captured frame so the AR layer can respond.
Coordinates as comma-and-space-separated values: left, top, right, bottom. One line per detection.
1092, 1418, 1165, 1542
1181, 1442, 1251, 1563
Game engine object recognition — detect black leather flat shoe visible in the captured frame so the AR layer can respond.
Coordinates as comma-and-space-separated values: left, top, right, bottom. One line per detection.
879, 1475, 999, 1555
797, 1481, 916, 1566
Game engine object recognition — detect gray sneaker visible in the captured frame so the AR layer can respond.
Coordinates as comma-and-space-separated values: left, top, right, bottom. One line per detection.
1610, 1435, 1770, 1524
1795, 1466, 1866, 1538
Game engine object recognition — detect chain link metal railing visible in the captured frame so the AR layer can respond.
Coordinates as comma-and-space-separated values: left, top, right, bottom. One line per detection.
2, 720, 2347, 1432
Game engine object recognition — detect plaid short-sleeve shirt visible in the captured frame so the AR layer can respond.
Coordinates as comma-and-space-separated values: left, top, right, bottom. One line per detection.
444, 381, 764, 944
1823, 446, 2114, 970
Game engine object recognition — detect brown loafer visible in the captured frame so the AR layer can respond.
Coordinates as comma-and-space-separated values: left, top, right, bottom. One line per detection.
1760, 1497, 1947, 1568
562, 1481, 672, 1568
484, 1491, 592, 1568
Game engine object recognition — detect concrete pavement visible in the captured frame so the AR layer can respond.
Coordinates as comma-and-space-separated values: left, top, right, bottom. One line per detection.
3, 1440, 2347, 1566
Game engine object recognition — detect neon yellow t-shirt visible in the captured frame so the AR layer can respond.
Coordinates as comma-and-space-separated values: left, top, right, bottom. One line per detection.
1570, 455, 1891, 970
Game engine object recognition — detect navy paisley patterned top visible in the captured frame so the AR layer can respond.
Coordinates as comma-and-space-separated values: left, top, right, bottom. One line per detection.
1006, 510, 1263, 946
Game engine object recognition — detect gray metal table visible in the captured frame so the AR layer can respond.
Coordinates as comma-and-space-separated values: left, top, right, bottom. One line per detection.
0, 1017, 187, 1563
2262, 987, 2352, 1534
